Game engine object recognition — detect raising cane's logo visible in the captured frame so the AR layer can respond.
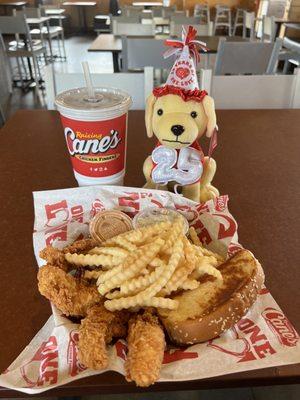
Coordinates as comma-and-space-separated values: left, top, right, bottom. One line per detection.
20, 336, 59, 388
60, 114, 127, 178
65, 127, 121, 157
262, 308, 299, 347
67, 331, 87, 376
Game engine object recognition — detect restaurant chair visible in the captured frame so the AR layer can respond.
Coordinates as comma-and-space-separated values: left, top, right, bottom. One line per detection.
121, 5, 143, 18
112, 20, 155, 36
279, 37, 300, 74
242, 11, 255, 40
213, 5, 232, 36
44, 64, 154, 110
121, 36, 174, 71
111, 15, 140, 24
94, 15, 111, 34
41, 4, 69, 52
232, 8, 244, 35
0, 34, 11, 126
15, 7, 66, 61
170, 15, 200, 25
0, 15, 47, 99
162, 7, 185, 19
214, 38, 282, 75
152, 7, 163, 18
261, 15, 276, 42
193, 4, 210, 23
170, 21, 213, 37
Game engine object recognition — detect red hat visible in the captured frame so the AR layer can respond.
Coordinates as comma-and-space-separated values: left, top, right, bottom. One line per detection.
153, 26, 208, 102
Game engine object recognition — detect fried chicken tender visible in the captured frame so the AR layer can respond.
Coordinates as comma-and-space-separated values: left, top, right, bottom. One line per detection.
39, 246, 68, 271
78, 304, 130, 370
63, 238, 98, 255
37, 264, 101, 316
125, 311, 165, 387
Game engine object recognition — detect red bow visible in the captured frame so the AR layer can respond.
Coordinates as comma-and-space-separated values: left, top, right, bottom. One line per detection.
164, 25, 208, 64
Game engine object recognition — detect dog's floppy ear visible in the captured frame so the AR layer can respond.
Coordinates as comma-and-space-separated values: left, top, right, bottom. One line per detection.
145, 93, 156, 138
202, 96, 217, 138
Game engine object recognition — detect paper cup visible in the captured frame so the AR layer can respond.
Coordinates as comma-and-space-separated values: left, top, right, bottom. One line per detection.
55, 87, 132, 187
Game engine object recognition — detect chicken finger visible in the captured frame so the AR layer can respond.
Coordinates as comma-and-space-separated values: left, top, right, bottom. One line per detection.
125, 311, 165, 387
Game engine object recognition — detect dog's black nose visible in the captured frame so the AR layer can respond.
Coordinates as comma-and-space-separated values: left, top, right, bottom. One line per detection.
171, 125, 185, 136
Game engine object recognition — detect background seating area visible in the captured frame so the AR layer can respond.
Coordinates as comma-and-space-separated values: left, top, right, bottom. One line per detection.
0, 0, 299, 123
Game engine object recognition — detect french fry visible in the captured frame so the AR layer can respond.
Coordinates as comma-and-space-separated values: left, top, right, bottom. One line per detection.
97, 238, 165, 296
65, 252, 123, 267
89, 247, 129, 258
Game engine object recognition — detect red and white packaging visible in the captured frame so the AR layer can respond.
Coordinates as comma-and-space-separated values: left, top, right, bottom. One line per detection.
55, 87, 132, 186
0, 185, 299, 394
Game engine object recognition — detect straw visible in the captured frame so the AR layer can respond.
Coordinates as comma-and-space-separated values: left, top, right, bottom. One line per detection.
82, 61, 95, 100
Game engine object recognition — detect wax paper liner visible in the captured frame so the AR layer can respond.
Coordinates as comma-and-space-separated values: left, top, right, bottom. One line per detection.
0, 185, 299, 394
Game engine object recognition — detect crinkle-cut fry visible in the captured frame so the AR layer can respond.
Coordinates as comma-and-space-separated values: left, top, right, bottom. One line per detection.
89, 247, 129, 258
125, 312, 165, 387
143, 297, 178, 310
163, 238, 196, 295
104, 221, 171, 247
149, 257, 165, 268
161, 218, 183, 252
189, 226, 201, 246
103, 239, 183, 311
97, 238, 165, 295
195, 262, 223, 280
180, 278, 200, 290
120, 261, 167, 295
65, 252, 123, 267
84, 270, 104, 280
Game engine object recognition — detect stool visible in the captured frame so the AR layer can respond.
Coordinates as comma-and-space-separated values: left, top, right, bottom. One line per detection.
214, 5, 232, 36
232, 8, 244, 35
194, 4, 210, 23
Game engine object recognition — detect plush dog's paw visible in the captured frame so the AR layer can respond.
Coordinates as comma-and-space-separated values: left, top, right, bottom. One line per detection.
200, 185, 219, 203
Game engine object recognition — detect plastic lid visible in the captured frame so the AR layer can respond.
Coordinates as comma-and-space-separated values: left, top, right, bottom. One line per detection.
55, 87, 132, 121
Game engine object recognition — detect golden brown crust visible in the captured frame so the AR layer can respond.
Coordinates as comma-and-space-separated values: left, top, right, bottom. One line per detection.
37, 264, 102, 317
63, 238, 98, 254
78, 304, 130, 370
160, 250, 265, 345
39, 246, 68, 271
125, 311, 165, 387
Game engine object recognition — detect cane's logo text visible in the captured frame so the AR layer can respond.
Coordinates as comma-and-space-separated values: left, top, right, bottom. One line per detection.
65, 127, 121, 156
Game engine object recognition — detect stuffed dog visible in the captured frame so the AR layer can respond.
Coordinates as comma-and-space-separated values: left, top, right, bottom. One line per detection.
143, 88, 219, 203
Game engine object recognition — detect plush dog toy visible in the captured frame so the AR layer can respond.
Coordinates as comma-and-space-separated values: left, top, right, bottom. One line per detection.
143, 27, 219, 203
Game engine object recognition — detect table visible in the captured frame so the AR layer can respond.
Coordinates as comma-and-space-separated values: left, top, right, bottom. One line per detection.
26, 16, 54, 61
0, 0, 26, 14
44, 8, 66, 16
62, 1, 96, 31
284, 22, 300, 30
132, 1, 163, 8
88, 34, 247, 72
0, 109, 300, 397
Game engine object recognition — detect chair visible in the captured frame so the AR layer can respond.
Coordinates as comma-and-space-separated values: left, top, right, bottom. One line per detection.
194, 4, 210, 23
112, 20, 155, 36
214, 38, 282, 75
16, 7, 66, 61
279, 37, 300, 73
214, 5, 232, 36
0, 15, 47, 99
242, 11, 255, 40
121, 6, 143, 18
94, 14, 111, 34
170, 15, 200, 24
170, 21, 213, 37
111, 15, 140, 24
0, 35, 11, 126
162, 7, 184, 19
121, 37, 174, 71
44, 64, 154, 110
262, 15, 275, 42
232, 8, 244, 35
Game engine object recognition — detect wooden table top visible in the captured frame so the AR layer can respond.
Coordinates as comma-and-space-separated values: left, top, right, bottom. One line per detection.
88, 34, 246, 53
63, 1, 96, 5
0, 109, 299, 397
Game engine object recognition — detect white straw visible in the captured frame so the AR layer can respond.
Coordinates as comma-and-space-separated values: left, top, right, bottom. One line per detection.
82, 61, 95, 100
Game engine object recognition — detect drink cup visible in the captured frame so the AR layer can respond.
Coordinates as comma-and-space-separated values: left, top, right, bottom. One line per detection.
55, 87, 132, 186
